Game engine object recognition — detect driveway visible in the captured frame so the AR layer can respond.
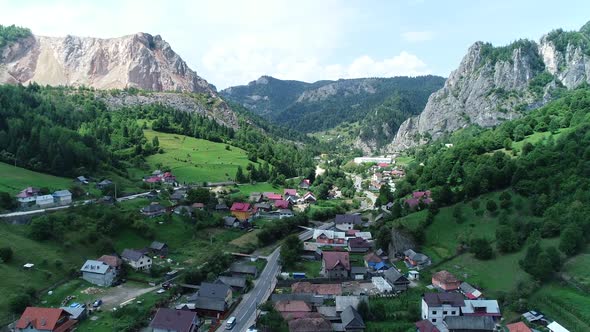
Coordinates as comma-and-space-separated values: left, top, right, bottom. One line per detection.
99, 283, 159, 310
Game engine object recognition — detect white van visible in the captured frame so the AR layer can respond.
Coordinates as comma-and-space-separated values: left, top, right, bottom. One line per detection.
226, 317, 236, 330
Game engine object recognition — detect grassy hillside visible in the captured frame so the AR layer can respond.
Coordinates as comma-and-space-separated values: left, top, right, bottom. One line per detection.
0, 162, 72, 195
530, 283, 590, 332
143, 129, 259, 183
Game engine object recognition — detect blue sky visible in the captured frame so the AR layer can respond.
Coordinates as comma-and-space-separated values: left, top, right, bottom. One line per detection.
1, 0, 589, 88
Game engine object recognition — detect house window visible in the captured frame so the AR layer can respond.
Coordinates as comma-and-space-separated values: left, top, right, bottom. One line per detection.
451, 311, 456, 315
443, 311, 447, 315
432, 310, 437, 315
432, 318, 437, 323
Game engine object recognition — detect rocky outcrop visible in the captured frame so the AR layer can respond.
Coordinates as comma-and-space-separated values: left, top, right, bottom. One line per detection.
98, 91, 239, 129
390, 22, 590, 151
0, 33, 215, 94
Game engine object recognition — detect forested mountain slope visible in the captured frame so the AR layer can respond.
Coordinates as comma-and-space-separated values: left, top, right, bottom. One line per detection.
221, 75, 445, 137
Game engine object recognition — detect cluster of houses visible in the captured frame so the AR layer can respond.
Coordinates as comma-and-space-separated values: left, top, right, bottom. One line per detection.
16, 187, 72, 208
143, 170, 177, 185
416, 270, 503, 332
368, 162, 405, 192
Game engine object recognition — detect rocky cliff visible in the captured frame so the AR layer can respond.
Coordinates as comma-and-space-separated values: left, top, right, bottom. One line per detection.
0, 32, 215, 94
390, 22, 590, 151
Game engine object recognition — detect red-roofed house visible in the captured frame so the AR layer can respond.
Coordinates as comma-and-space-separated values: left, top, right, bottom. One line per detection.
377, 162, 390, 168
432, 270, 461, 291
415, 319, 440, 332
16, 187, 40, 204
284, 189, 297, 197
321, 251, 350, 278
274, 200, 290, 209
265, 193, 283, 201
230, 202, 252, 221
302, 192, 316, 203
16, 307, 77, 332
274, 300, 312, 320
413, 191, 432, 199
506, 322, 532, 332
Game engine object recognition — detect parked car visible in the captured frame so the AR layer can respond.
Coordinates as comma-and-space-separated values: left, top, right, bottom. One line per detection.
93, 299, 103, 307
226, 317, 236, 330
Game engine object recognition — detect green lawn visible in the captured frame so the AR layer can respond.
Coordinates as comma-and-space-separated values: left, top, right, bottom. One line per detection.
530, 283, 590, 332
284, 260, 322, 278
143, 129, 259, 184
0, 162, 72, 195
395, 155, 415, 167
235, 182, 284, 196
0, 223, 96, 324
563, 247, 590, 288
436, 238, 559, 296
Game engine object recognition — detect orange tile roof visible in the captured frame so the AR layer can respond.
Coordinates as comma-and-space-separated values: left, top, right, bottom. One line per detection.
16, 307, 66, 330
506, 322, 532, 332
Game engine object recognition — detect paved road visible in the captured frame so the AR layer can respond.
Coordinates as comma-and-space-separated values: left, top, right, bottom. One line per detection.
219, 248, 281, 332
298, 221, 334, 241
348, 172, 377, 209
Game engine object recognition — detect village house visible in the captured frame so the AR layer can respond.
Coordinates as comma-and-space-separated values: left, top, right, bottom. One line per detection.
404, 249, 431, 269
35, 194, 54, 207
415, 319, 440, 332
284, 188, 297, 197
223, 216, 240, 228
229, 263, 258, 278
340, 305, 366, 332
334, 214, 363, 231
547, 321, 570, 332
149, 241, 169, 256
421, 292, 465, 325
230, 202, 252, 221
170, 189, 187, 203
443, 316, 495, 332
432, 270, 461, 291
383, 268, 410, 292
405, 190, 434, 210
121, 249, 152, 271
96, 255, 122, 273
96, 179, 113, 190
372, 276, 393, 293
215, 276, 247, 293
351, 266, 368, 280
80, 260, 116, 287
60, 306, 86, 322
347, 237, 371, 253
460, 282, 483, 299
321, 251, 351, 278
16, 187, 40, 204
16, 307, 77, 332
52, 190, 72, 205
288, 317, 332, 332
188, 282, 232, 317
506, 322, 532, 332
215, 202, 229, 211
249, 192, 263, 203
174, 205, 192, 217
264, 192, 283, 201
302, 191, 317, 203
254, 202, 272, 212
148, 308, 199, 332
274, 199, 290, 209
461, 300, 501, 321
363, 252, 386, 270
75, 176, 89, 185
274, 300, 312, 320
140, 202, 166, 217
313, 229, 347, 244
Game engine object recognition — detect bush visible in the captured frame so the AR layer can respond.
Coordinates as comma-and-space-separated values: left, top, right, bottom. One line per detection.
0, 246, 13, 263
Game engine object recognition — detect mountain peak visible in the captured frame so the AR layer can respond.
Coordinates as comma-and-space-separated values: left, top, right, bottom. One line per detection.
0, 31, 213, 94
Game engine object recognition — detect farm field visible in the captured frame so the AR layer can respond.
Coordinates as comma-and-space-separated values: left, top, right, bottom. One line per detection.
143, 129, 259, 184
530, 283, 590, 332
0, 162, 72, 195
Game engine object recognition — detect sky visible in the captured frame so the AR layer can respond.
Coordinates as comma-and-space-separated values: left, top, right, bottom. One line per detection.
1, 0, 589, 89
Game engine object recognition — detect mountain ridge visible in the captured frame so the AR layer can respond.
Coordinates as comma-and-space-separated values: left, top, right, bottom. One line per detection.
390, 21, 590, 151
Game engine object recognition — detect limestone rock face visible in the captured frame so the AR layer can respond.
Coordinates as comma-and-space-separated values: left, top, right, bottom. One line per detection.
0, 33, 214, 94
389, 23, 590, 151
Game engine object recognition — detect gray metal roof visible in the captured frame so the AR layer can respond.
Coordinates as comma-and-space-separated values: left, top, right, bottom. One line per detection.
121, 249, 145, 262
443, 316, 495, 330
53, 190, 71, 197
188, 296, 227, 312
340, 306, 365, 329
60, 306, 86, 320
150, 241, 167, 250
384, 268, 409, 284
216, 276, 247, 289
80, 260, 110, 274
230, 263, 257, 275
199, 282, 230, 300
335, 214, 362, 225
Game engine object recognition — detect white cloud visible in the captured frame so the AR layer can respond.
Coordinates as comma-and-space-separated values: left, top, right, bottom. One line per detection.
402, 30, 434, 42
